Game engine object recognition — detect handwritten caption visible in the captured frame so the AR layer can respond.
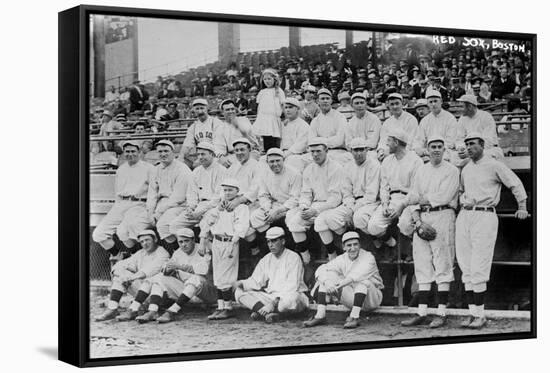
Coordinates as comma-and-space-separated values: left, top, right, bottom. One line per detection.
433, 36, 525, 52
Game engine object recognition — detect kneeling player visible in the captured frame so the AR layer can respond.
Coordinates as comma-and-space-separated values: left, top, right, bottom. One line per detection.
304, 231, 384, 329
233, 227, 309, 323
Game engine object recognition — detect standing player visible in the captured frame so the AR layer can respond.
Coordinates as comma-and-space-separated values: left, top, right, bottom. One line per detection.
456, 132, 528, 329
400, 136, 459, 328
135, 228, 217, 324
199, 178, 250, 320
303, 231, 384, 329
286, 137, 345, 264
345, 93, 381, 159
145, 140, 192, 252
92, 140, 154, 258
233, 227, 309, 323
280, 97, 310, 172
94, 230, 170, 321
377, 93, 419, 161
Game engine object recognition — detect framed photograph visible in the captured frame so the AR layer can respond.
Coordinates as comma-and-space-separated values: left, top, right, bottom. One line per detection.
59, 4, 536, 368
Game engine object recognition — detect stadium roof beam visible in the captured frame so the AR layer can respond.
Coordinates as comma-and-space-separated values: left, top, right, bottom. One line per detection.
218, 23, 240, 66
345, 30, 353, 49
289, 27, 301, 56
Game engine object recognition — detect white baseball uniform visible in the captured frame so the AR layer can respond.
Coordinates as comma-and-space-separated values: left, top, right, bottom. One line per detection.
342, 157, 381, 231
235, 248, 309, 314
307, 109, 353, 165
250, 165, 301, 231
368, 150, 423, 237
345, 111, 381, 153
456, 155, 527, 289
413, 109, 457, 159
93, 160, 155, 243
286, 157, 344, 234
213, 118, 260, 160
182, 115, 223, 149
146, 160, 193, 240
406, 160, 460, 286
314, 249, 384, 310
280, 117, 310, 172
169, 161, 226, 232
377, 111, 419, 154
456, 109, 504, 161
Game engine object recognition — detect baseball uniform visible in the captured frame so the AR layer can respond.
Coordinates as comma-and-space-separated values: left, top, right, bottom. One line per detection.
235, 248, 309, 314
314, 249, 384, 310
413, 109, 457, 159
146, 159, 193, 240
251, 164, 301, 232
377, 111, 419, 154
280, 116, 310, 172
456, 155, 527, 291
213, 118, 260, 161
169, 161, 226, 232
345, 111, 382, 156
182, 115, 223, 148
456, 109, 504, 161
368, 150, 423, 237
93, 160, 155, 244
307, 109, 353, 165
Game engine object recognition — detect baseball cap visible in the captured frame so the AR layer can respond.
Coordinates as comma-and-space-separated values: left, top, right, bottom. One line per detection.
349, 137, 369, 150
137, 230, 157, 239
426, 90, 442, 99
121, 140, 141, 150
388, 128, 408, 144
386, 92, 404, 102
464, 131, 483, 142
342, 231, 360, 244
176, 228, 195, 238
308, 137, 328, 147
221, 178, 240, 190
457, 94, 478, 106
266, 147, 285, 158
414, 99, 428, 109
265, 227, 285, 240
283, 97, 301, 108
155, 139, 175, 150
338, 91, 351, 101
196, 141, 215, 153
427, 135, 445, 146
232, 137, 252, 147
192, 98, 208, 107
317, 88, 332, 98
351, 92, 367, 102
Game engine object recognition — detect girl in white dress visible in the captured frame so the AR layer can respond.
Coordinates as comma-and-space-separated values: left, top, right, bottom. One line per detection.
252, 68, 285, 151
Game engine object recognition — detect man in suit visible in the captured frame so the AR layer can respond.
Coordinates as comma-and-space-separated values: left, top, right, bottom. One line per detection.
492, 66, 517, 99
129, 80, 149, 112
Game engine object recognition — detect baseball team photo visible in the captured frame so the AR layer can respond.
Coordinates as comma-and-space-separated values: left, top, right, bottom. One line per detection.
86, 10, 535, 361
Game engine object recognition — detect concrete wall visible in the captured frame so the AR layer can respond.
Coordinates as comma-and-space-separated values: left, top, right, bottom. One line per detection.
105, 38, 136, 90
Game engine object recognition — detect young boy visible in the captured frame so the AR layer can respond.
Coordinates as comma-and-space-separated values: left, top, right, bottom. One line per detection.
199, 178, 250, 320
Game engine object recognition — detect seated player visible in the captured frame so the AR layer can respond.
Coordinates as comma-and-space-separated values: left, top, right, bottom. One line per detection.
233, 227, 309, 323
303, 231, 384, 329
94, 230, 170, 322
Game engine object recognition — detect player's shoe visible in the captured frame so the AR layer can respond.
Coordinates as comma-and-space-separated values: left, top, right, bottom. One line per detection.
343, 317, 361, 329
215, 309, 235, 320
94, 308, 118, 322
429, 315, 447, 328
303, 317, 327, 328
157, 310, 177, 323
467, 316, 487, 329
400, 315, 427, 326
265, 313, 280, 324
460, 316, 475, 328
116, 309, 138, 322
136, 310, 159, 324
250, 311, 263, 321
207, 309, 224, 320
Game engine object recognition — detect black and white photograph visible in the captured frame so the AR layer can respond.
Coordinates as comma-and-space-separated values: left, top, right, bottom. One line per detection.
78, 6, 535, 364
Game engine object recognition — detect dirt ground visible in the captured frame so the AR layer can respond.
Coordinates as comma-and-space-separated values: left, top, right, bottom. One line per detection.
89, 293, 531, 359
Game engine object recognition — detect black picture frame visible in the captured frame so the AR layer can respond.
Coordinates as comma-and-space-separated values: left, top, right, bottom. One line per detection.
59, 4, 537, 368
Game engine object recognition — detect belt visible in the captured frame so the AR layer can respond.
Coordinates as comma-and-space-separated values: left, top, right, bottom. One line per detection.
354, 196, 363, 200
390, 190, 407, 195
200, 198, 209, 202
121, 196, 147, 202
213, 234, 233, 242
463, 206, 495, 212
420, 204, 451, 213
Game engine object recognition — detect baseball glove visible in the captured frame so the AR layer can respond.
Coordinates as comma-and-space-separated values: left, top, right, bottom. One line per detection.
416, 222, 437, 241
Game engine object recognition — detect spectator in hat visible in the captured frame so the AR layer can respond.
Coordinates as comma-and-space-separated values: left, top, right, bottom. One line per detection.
252, 68, 286, 152
99, 110, 122, 151
160, 102, 181, 122
492, 66, 517, 99
449, 78, 466, 101
157, 82, 170, 99
155, 100, 168, 121
430, 77, 449, 102
406, 44, 419, 68
129, 80, 149, 112
191, 79, 203, 97
336, 91, 354, 120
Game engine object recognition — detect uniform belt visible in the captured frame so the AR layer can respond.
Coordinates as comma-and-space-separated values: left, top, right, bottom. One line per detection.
463, 206, 495, 212
213, 234, 233, 242
390, 190, 407, 195
420, 204, 451, 212
121, 196, 147, 202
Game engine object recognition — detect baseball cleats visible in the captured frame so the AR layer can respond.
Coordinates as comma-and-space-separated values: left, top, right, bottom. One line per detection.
94, 308, 118, 322
157, 310, 177, 324
467, 317, 487, 329
136, 310, 159, 324
250, 311, 262, 321
343, 317, 361, 329
265, 313, 280, 324
303, 317, 327, 327
207, 309, 224, 320
401, 315, 428, 326
116, 309, 138, 322
215, 309, 235, 320
460, 316, 475, 328
429, 315, 447, 328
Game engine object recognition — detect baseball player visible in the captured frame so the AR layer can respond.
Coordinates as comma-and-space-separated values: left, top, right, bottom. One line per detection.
400, 136, 460, 328
456, 132, 528, 329
307, 88, 353, 165
377, 93, 419, 161
286, 137, 345, 264
413, 90, 457, 162
199, 178, 250, 320
94, 230, 170, 322
368, 129, 423, 250
92, 140, 154, 259
214, 99, 260, 168
179, 98, 224, 167
168, 142, 226, 233
280, 97, 310, 172
344, 138, 381, 237
455, 94, 504, 165
135, 228, 217, 324
345, 93, 381, 159
303, 231, 384, 329
233, 227, 309, 323
145, 140, 192, 253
